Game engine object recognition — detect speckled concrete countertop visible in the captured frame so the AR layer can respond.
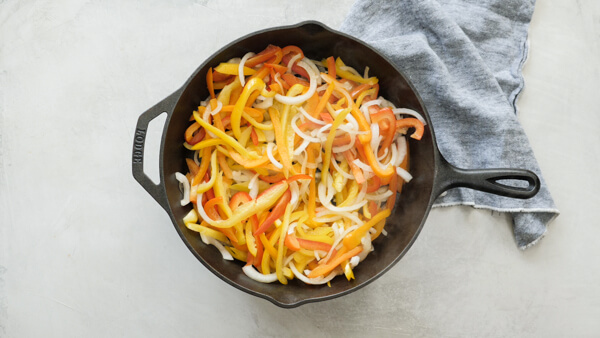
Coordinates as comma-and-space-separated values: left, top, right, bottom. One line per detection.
1, 1, 599, 336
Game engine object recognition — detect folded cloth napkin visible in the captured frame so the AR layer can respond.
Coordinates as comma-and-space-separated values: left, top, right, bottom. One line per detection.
340, 0, 559, 249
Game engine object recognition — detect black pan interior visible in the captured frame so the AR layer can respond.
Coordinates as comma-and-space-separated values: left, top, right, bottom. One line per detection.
160, 22, 437, 307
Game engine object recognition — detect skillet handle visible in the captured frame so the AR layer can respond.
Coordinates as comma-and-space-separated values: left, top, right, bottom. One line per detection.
435, 156, 540, 199
132, 89, 181, 211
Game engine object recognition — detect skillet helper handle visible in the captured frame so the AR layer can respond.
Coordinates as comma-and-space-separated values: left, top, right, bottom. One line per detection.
435, 156, 541, 199
132, 90, 181, 211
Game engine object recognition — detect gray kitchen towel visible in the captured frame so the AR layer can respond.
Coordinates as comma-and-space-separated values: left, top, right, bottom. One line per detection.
340, 0, 559, 249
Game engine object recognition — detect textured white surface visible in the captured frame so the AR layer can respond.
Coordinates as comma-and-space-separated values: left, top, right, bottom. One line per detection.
1, 0, 599, 336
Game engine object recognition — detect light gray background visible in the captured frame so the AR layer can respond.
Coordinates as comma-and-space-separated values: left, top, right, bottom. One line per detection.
1, 0, 599, 336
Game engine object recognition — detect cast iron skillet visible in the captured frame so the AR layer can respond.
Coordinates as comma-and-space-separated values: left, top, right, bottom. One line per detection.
132, 21, 540, 308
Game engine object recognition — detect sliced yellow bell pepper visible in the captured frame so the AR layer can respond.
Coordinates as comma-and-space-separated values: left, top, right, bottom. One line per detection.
185, 222, 229, 243
215, 62, 257, 76
193, 109, 256, 159
343, 208, 391, 249
276, 204, 293, 284
185, 138, 225, 151
217, 76, 242, 106
231, 78, 266, 139
335, 57, 378, 85
200, 180, 289, 229
195, 150, 218, 194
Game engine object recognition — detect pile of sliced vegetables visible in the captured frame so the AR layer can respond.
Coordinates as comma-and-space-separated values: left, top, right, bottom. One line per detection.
175, 44, 425, 285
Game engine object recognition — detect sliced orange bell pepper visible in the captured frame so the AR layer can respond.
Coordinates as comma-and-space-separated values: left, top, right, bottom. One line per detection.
396, 118, 425, 140
206, 67, 216, 99
307, 246, 363, 278
326, 56, 336, 79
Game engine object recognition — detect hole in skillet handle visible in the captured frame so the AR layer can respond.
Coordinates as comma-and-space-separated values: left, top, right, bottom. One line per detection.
132, 88, 183, 211
434, 155, 541, 199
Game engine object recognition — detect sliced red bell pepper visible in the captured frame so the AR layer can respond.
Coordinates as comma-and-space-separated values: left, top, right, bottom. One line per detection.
258, 172, 286, 183
371, 107, 396, 156
282, 73, 309, 87
281, 53, 310, 79
281, 45, 304, 59
254, 189, 291, 236
245, 45, 282, 68
297, 237, 332, 252
185, 122, 205, 145
264, 63, 287, 74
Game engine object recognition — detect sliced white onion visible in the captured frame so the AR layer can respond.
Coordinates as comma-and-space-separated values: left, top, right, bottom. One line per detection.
316, 205, 365, 226
209, 100, 223, 116
274, 60, 317, 105
200, 233, 234, 261
287, 221, 298, 235
175, 172, 190, 206
267, 143, 283, 169
299, 106, 326, 125
378, 97, 397, 109
248, 172, 260, 199
365, 190, 394, 201
330, 156, 355, 180
286, 53, 303, 73
316, 83, 329, 92
396, 167, 413, 182
370, 123, 380, 152
352, 159, 374, 173
293, 139, 310, 156
202, 107, 216, 138
377, 147, 389, 162
273, 72, 284, 91
324, 224, 359, 261
350, 255, 360, 268
232, 170, 254, 183
253, 95, 273, 109
345, 113, 360, 130
331, 135, 356, 153
340, 65, 361, 77
239, 52, 255, 87
290, 263, 338, 285
395, 137, 407, 167
392, 108, 427, 125
291, 114, 322, 142
313, 214, 343, 223
242, 265, 278, 283
363, 66, 370, 79
357, 233, 372, 262
304, 58, 322, 84
290, 181, 300, 208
